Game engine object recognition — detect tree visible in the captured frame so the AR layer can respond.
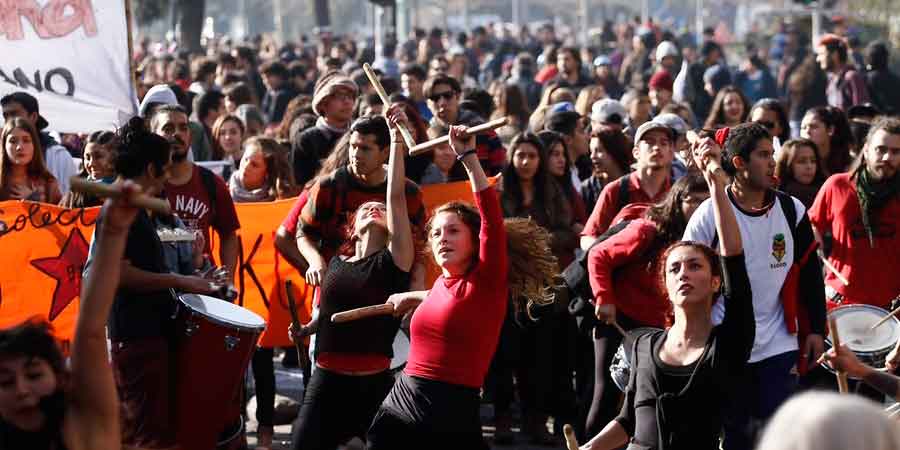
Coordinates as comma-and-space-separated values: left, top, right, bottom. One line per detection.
132, 0, 204, 52
314, 0, 331, 28
178, 0, 206, 52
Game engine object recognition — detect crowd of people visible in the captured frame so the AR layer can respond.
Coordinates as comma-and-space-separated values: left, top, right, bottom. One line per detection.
1, 12, 900, 450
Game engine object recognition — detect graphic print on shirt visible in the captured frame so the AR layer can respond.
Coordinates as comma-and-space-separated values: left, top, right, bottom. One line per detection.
173, 194, 210, 231
771, 233, 786, 268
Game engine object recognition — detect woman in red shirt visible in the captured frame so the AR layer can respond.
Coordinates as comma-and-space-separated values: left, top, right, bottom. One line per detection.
585, 172, 711, 436
367, 124, 559, 448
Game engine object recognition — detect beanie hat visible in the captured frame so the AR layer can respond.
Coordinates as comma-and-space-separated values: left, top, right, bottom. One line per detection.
648, 70, 674, 92
312, 70, 359, 116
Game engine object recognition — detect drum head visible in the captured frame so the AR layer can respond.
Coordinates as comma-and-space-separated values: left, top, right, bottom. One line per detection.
180, 294, 266, 331
829, 305, 900, 353
391, 330, 410, 370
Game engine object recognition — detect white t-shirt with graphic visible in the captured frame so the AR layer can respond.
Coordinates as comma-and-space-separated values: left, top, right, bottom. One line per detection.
683, 191, 806, 363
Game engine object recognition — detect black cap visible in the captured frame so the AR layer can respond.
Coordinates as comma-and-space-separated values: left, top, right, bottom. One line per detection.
1, 92, 48, 130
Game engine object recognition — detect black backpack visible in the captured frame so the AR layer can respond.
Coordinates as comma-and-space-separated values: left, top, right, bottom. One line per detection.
563, 174, 636, 335
563, 219, 634, 335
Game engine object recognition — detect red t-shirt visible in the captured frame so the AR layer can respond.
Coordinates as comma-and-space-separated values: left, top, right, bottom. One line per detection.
588, 218, 668, 327
405, 187, 508, 388
808, 173, 900, 307
280, 189, 309, 237
582, 172, 671, 238
165, 165, 240, 254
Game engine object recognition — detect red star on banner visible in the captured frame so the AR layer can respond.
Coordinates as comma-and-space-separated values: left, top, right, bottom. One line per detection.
30, 228, 89, 321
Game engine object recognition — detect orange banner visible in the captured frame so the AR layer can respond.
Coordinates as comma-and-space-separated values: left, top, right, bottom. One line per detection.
0, 179, 482, 348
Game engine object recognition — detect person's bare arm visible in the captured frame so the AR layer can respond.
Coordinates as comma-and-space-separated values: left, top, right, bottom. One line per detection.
218, 229, 239, 282
67, 183, 141, 448
385, 105, 415, 272
296, 231, 326, 286
275, 225, 309, 272
120, 262, 217, 295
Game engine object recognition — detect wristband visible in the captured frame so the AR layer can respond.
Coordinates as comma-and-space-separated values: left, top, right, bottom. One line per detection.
456, 148, 477, 161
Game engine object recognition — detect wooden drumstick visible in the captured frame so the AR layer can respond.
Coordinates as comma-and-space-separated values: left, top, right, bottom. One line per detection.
563, 424, 580, 450
69, 177, 171, 215
362, 63, 416, 149
285, 280, 311, 374
685, 130, 723, 175
818, 253, 850, 287
408, 117, 509, 157
871, 303, 900, 330
331, 303, 395, 323
828, 315, 850, 394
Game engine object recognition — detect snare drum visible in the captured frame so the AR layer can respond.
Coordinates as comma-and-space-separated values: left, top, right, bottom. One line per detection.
173, 294, 265, 450
823, 304, 900, 379
391, 330, 410, 371
609, 327, 662, 391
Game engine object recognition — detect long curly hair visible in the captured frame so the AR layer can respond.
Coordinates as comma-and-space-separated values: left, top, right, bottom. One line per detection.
504, 217, 560, 320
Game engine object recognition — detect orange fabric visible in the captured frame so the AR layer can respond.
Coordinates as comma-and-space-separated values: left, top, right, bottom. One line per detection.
0, 179, 489, 350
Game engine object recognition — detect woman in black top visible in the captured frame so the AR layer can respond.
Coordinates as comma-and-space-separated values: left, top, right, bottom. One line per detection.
290, 106, 416, 449
581, 136, 754, 450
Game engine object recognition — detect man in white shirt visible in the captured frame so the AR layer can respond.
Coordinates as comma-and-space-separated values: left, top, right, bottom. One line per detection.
1, 92, 77, 194
683, 123, 826, 450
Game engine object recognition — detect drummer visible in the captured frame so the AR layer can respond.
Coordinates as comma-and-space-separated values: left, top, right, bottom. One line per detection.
83, 117, 219, 448
808, 116, 900, 309
820, 342, 900, 402
580, 124, 754, 450
289, 106, 416, 449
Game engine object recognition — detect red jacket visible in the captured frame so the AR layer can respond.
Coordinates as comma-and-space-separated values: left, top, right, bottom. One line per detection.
587, 218, 668, 328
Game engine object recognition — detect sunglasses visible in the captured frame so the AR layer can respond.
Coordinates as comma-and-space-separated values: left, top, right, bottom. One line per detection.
755, 120, 776, 130
428, 91, 456, 102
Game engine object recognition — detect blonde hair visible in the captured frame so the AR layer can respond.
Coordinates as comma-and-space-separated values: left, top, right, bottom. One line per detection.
757, 391, 900, 450
504, 217, 559, 321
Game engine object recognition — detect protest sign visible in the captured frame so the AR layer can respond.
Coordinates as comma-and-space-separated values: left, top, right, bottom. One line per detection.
0, 178, 483, 348
0, 0, 137, 133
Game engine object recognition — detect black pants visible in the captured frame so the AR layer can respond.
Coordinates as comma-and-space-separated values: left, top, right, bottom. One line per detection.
485, 313, 553, 418
584, 313, 645, 437
251, 347, 275, 427
291, 368, 394, 450
367, 373, 488, 450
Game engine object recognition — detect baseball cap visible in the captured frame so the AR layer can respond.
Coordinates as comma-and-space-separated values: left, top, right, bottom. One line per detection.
634, 120, 674, 144
590, 98, 626, 125
593, 55, 611, 67
2, 92, 49, 130
654, 113, 689, 136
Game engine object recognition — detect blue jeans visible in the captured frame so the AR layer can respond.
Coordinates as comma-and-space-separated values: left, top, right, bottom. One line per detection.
723, 351, 798, 450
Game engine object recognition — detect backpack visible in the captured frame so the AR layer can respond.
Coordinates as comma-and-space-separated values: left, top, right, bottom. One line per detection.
564, 174, 649, 335
563, 219, 634, 336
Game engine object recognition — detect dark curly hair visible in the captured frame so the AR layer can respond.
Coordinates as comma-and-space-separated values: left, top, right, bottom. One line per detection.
0, 318, 65, 375
115, 116, 172, 179
721, 122, 771, 176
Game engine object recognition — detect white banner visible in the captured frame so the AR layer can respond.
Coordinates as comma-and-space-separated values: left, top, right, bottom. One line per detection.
0, 0, 138, 133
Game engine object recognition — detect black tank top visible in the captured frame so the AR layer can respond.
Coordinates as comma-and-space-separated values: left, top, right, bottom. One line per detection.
315, 248, 410, 357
